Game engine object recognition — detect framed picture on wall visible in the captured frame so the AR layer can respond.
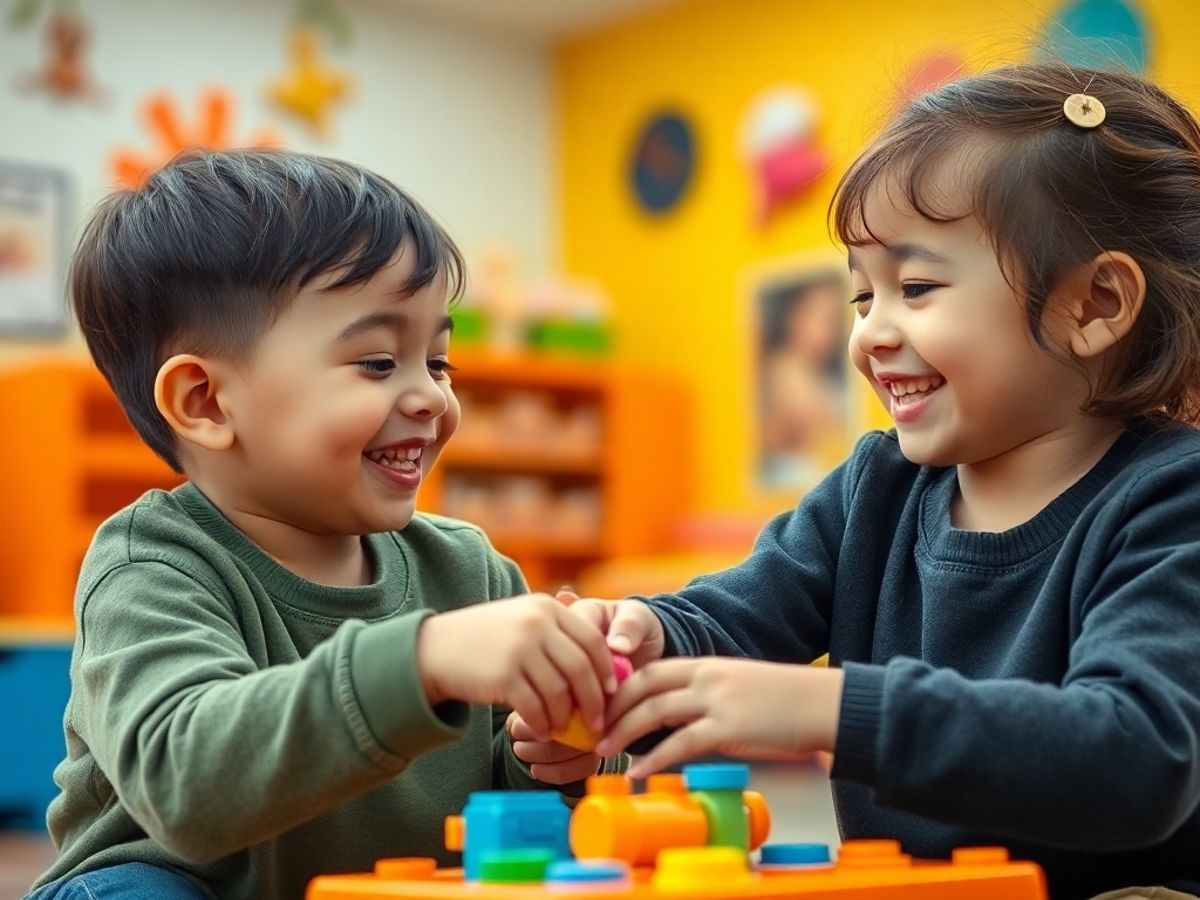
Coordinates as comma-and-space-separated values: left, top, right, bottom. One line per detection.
0, 160, 70, 336
751, 252, 853, 490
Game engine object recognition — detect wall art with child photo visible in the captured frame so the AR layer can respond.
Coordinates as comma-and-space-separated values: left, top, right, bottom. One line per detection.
0, 160, 70, 336
751, 253, 853, 489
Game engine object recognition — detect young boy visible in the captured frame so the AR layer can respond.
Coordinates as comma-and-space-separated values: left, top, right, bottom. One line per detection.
27, 150, 618, 900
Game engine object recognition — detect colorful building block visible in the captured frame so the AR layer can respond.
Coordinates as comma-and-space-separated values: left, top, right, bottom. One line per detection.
552, 653, 634, 752
306, 770, 1049, 899
444, 791, 571, 881
683, 763, 752, 850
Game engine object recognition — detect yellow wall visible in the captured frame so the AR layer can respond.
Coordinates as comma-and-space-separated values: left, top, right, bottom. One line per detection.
555, 0, 1200, 516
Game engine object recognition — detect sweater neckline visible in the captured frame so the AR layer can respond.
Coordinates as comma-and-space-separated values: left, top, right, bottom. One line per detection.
173, 482, 411, 621
918, 422, 1147, 568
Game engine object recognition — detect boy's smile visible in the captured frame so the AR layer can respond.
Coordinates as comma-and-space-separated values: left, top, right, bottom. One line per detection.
363, 438, 433, 491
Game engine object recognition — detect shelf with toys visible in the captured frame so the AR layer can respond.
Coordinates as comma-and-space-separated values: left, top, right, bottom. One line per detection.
0, 360, 184, 623
420, 255, 692, 591
307, 763, 1049, 899
419, 346, 690, 591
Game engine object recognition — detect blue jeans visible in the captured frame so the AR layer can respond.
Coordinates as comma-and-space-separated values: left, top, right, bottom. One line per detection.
25, 863, 210, 899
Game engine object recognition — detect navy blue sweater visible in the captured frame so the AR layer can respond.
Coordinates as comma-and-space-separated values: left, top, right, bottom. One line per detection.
646, 421, 1200, 899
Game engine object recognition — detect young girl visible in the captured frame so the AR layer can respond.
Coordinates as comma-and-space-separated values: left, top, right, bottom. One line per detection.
579, 63, 1200, 900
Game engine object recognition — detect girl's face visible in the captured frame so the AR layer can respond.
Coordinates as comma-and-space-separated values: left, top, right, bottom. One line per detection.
847, 177, 1089, 469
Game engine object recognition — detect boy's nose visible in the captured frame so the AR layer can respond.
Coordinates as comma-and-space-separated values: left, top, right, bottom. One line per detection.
398, 372, 449, 419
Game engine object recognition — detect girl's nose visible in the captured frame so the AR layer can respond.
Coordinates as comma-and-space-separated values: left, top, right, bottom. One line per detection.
852, 302, 902, 357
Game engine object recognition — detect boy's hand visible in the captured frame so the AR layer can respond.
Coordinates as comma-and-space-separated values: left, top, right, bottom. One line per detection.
417, 594, 617, 742
567, 597, 666, 669
506, 710, 602, 785
595, 659, 844, 778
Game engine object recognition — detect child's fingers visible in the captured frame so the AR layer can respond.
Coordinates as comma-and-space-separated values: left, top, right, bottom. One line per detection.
506, 712, 537, 742
544, 630, 607, 731
626, 721, 718, 779
512, 740, 588, 765
530, 754, 601, 786
558, 606, 619, 694
506, 677, 554, 742
521, 654, 575, 733
554, 587, 580, 606
605, 602, 657, 661
596, 670, 704, 756
602, 658, 695, 727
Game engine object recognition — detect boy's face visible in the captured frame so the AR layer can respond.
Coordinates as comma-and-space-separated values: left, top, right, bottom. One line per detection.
846, 172, 1085, 469
221, 249, 459, 536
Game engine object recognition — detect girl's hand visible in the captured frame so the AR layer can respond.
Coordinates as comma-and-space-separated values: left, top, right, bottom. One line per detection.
506, 710, 603, 785
567, 596, 666, 669
595, 658, 844, 778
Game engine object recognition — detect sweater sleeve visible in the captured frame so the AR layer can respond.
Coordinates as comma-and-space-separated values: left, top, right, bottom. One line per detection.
646, 433, 878, 663
833, 452, 1200, 850
74, 561, 467, 864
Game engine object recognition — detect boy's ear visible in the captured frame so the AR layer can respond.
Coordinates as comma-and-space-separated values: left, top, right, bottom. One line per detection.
154, 354, 235, 452
1062, 251, 1146, 359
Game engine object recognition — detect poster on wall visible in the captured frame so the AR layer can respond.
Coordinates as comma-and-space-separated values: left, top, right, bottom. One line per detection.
0, 161, 69, 336
753, 256, 852, 489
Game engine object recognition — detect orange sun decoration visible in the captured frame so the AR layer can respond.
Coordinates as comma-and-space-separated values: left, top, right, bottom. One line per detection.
110, 90, 280, 190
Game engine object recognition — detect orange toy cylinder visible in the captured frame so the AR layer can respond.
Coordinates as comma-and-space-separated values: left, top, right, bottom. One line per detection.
571, 775, 708, 866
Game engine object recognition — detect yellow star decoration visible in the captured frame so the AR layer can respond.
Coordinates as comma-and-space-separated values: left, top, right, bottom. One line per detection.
268, 27, 351, 137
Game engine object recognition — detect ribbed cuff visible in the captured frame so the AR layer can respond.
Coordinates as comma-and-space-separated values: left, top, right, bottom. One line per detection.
831, 661, 886, 785
350, 610, 469, 762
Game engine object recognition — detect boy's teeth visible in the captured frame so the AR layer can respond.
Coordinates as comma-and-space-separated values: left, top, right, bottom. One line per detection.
366, 447, 422, 468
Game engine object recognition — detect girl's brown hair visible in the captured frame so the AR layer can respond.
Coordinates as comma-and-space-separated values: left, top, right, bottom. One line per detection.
831, 62, 1200, 424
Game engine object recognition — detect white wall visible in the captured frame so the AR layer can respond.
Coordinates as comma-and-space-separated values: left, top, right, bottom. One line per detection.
0, 0, 554, 361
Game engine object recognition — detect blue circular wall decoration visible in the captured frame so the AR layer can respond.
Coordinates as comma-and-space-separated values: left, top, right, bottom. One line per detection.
628, 111, 696, 216
1039, 0, 1149, 74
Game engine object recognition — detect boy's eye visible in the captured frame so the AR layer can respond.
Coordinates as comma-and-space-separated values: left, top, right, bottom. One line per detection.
850, 292, 873, 315
357, 357, 395, 377
428, 358, 457, 380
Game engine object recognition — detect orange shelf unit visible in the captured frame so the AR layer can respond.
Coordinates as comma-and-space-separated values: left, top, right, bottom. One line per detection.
0, 361, 184, 622
420, 350, 692, 591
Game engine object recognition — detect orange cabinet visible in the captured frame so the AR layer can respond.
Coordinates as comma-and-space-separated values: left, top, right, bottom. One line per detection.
0, 361, 183, 623
421, 351, 692, 591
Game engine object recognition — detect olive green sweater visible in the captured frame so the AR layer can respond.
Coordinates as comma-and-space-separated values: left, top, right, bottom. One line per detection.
33, 483, 567, 899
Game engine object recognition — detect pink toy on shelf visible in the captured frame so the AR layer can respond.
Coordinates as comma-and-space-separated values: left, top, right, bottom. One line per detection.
553, 652, 633, 752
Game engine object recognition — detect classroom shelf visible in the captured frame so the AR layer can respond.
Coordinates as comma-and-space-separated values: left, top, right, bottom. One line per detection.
420, 350, 692, 590
0, 361, 184, 623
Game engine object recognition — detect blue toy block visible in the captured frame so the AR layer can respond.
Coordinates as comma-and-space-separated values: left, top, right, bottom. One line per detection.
683, 763, 750, 791
0, 643, 71, 830
460, 791, 571, 881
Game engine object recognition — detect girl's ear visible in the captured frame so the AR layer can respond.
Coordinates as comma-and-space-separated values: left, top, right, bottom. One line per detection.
154, 354, 236, 452
1062, 251, 1146, 359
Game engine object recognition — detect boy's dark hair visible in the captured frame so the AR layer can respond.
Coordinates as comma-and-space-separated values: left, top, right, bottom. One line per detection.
832, 61, 1200, 424
72, 149, 466, 471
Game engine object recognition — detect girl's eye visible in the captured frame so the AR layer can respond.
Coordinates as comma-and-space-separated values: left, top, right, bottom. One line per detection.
357, 357, 395, 377
902, 282, 938, 299
850, 291, 873, 305
428, 358, 457, 380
